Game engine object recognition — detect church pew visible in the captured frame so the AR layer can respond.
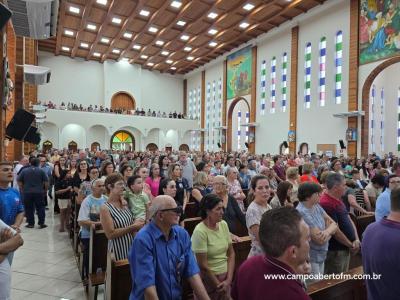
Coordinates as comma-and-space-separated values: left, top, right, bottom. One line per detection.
185, 202, 199, 218
307, 266, 366, 300
183, 217, 202, 236
356, 214, 375, 239
105, 252, 131, 300
88, 227, 108, 300
233, 236, 251, 273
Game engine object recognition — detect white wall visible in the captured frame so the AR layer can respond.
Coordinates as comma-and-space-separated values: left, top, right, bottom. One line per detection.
368, 63, 400, 155
39, 52, 104, 106
87, 125, 108, 149
256, 28, 292, 154
296, 0, 350, 153
60, 124, 86, 149
40, 122, 59, 148
39, 52, 183, 112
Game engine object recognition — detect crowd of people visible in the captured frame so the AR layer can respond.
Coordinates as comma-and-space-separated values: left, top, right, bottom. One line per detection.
1, 147, 400, 299
43, 100, 190, 119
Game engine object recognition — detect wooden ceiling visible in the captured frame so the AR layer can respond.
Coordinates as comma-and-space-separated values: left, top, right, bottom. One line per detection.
38, 0, 325, 74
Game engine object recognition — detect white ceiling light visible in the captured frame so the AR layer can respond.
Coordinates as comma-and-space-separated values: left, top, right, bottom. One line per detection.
147, 62, 154, 66
155, 40, 164, 46
133, 44, 141, 50
239, 22, 250, 29
80, 42, 89, 48
166, 59, 173, 64
171, 67, 176, 70
61, 46, 70, 52
101, 37, 110, 44
183, 46, 192, 52
243, 3, 255, 11
112, 17, 122, 25
139, 9, 150, 17
208, 12, 218, 19
123, 32, 133, 39
87, 24, 97, 31
112, 49, 121, 54
148, 26, 158, 33
96, 0, 107, 5
141, 55, 148, 59
177, 20, 186, 26
187, 56, 194, 61
161, 51, 170, 56
64, 29, 74, 36
208, 28, 218, 35
180, 34, 189, 41
171, 1, 182, 8
69, 6, 80, 14
209, 41, 217, 47
93, 52, 101, 57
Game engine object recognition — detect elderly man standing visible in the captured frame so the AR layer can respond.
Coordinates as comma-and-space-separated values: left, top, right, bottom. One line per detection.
178, 151, 197, 189
129, 195, 209, 300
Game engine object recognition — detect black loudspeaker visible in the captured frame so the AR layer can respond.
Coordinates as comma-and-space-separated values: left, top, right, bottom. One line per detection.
217, 142, 221, 148
245, 142, 249, 149
24, 126, 41, 145
339, 139, 346, 149
0, 3, 12, 31
6, 109, 35, 141
283, 141, 289, 148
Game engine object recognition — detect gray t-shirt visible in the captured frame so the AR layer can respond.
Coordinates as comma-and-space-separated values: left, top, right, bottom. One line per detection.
246, 201, 271, 257
17, 167, 48, 194
178, 159, 196, 188
296, 202, 328, 263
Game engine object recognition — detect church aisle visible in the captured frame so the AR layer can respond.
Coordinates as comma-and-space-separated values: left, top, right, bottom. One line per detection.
10, 207, 86, 300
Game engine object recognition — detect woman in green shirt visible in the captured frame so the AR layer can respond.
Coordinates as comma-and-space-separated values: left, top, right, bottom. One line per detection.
191, 194, 235, 300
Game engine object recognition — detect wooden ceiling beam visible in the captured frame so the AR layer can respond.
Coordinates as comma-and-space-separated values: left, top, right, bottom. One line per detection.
71, 0, 96, 58
122, 0, 172, 63
86, 0, 117, 60
100, 0, 143, 63
150, 0, 247, 71
177, 0, 305, 73
55, 0, 66, 55
167, 0, 280, 73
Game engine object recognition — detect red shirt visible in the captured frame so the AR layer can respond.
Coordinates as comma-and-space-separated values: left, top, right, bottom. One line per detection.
299, 174, 319, 183
231, 255, 311, 300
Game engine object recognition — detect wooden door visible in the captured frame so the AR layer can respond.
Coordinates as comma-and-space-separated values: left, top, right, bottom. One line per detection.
111, 92, 135, 111
68, 141, 78, 152
91, 142, 100, 152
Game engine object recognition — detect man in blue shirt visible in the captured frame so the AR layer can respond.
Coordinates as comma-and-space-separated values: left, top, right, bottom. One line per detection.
0, 162, 24, 231
375, 174, 400, 221
129, 195, 209, 300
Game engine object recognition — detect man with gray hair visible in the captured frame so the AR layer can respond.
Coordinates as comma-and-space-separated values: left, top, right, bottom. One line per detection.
129, 195, 209, 300
319, 172, 360, 274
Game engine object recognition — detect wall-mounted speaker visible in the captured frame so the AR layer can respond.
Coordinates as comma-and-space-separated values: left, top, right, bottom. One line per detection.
339, 139, 346, 149
6, 109, 35, 141
217, 142, 221, 148
0, 3, 12, 31
24, 126, 41, 145
245, 142, 249, 149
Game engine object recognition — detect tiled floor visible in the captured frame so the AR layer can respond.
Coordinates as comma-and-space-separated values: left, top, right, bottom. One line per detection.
10, 202, 88, 300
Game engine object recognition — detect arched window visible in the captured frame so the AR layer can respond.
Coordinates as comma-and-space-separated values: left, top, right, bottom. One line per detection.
319, 37, 326, 107
146, 143, 158, 152
304, 42, 312, 109
370, 85, 376, 153
380, 87, 384, 153
237, 111, 242, 150
281, 52, 288, 112
260, 60, 267, 115
335, 31, 343, 104
270, 56, 276, 113
398, 88, 400, 152
111, 131, 134, 151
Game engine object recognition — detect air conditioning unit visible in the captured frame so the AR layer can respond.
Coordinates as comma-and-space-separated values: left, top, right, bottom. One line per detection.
24, 64, 51, 85
5, 0, 59, 39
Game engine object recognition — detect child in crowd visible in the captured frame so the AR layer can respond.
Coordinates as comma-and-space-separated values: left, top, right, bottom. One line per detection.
125, 175, 150, 222
55, 170, 73, 232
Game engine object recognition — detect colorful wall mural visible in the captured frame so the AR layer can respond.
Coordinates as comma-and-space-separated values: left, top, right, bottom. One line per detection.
226, 46, 252, 99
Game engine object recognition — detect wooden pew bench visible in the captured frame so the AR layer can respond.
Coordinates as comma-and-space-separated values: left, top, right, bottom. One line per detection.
185, 202, 199, 218
88, 227, 108, 300
307, 266, 366, 300
183, 217, 202, 236
106, 252, 131, 300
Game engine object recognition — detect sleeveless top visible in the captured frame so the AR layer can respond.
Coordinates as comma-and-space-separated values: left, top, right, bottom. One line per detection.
354, 189, 367, 216
104, 202, 134, 260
